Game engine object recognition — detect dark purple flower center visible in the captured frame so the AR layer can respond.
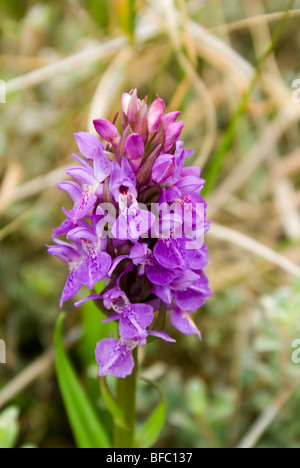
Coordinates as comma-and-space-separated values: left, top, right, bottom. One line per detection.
120, 185, 129, 195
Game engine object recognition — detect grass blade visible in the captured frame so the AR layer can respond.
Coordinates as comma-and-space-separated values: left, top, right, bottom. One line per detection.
55, 313, 111, 448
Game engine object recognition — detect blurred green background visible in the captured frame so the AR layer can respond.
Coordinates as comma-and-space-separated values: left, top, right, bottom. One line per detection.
1, 0, 300, 448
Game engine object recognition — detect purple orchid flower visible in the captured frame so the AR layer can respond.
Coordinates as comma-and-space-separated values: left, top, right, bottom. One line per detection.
62, 143, 112, 223
152, 141, 192, 185
95, 330, 175, 378
75, 288, 154, 341
95, 338, 137, 379
129, 243, 178, 286
109, 158, 137, 202
109, 158, 155, 241
48, 90, 212, 378
102, 291, 154, 341
152, 266, 212, 310
67, 224, 112, 290
125, 133, 145, 173
47, 242, 86, 307
74, 132, 105, 160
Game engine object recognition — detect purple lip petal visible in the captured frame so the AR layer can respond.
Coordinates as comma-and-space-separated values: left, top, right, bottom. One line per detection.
85, 250, 111, 289
74, 132, 103, 160
60, 274, 82, 308
101, 290, 154, 341
67, 191, 98, 223
95, 338, 136, 379
132, 304, 154, 328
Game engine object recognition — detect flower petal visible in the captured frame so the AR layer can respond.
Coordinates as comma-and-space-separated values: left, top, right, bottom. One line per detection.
95, 338, 136, 379
93, 147, 112, 182
175, 176, 205, 197
125, 133, 145, 160
74, 132, 103, 160
58, 181, 82, 203
60, 265, 84, 307
153, 238, 185, 270
146, 263, 176, 286
148, 330, 176, 343
65, 166, 96, 186
170, 308, 201, 338
93, 119, 121, 146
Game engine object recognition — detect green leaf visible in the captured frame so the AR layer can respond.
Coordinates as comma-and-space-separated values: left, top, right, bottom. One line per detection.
100, 377, 128, 430
136, 378, 166, 448
0, 406, 20, 449
54, 313, 111, 448
136, 401, 166, 449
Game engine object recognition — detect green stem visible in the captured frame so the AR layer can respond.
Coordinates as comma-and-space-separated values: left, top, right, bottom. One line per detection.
114, 348, 138, 448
